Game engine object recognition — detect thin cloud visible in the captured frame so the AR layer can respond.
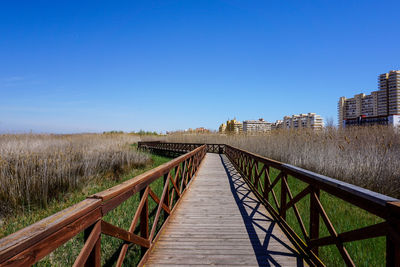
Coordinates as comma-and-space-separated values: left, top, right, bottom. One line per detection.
1, 75, 42, 88
2, 76, 26, 82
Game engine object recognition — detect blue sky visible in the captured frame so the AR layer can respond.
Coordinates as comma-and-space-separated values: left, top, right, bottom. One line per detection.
1, 0, 399, 133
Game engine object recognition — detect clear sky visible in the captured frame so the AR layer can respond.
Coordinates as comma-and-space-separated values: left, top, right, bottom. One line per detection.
1, 0, 399, 133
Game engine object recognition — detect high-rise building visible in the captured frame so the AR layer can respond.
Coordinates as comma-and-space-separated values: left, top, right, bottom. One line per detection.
338, 70, 400, 127
243, 118, 272, 133
283, 113, 324, 130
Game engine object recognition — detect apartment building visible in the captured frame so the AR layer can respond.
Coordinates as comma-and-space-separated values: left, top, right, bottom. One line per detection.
271, 120, 283, 130
338, 70, 400, 127
243, 118, 272, 133
226, 119, 243, 134
283, 113, 324, 130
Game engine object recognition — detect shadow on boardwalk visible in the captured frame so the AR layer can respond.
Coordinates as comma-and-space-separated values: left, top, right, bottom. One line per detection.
220, 155, 305, 267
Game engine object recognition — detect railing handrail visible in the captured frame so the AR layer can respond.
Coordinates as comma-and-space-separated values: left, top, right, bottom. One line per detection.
224, 145, 399, 218
139, 141, 223, 145
92, 145, 206, 201
0, 198, 102, 264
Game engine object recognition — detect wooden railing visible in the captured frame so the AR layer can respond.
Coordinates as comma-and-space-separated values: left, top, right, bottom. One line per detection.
2, 141, 400, 266
224, 145, 400, 267
138, 141, 225, 154
0, 145, 207, 267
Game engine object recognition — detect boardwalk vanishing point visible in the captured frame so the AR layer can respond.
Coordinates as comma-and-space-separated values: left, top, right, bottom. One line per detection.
146, 153, 305, 266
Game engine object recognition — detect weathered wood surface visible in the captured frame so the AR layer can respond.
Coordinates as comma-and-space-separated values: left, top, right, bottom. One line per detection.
146, 153, 306, 266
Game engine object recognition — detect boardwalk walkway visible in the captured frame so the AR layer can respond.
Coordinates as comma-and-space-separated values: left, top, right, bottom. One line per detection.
146, 153, 305, 266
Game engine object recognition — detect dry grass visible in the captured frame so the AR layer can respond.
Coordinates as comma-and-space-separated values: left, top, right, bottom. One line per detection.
144, 126, 400, 198
0, 133, 149, 214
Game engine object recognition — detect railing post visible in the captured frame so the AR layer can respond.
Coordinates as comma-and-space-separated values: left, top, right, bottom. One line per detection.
84, 223, 101, 267
386, 202, 400, 267
280, 173, 287, 220
263, 166, 270, 201
140, 188, 149, 256
163, 173, 170, 220
310, 187, 320, 256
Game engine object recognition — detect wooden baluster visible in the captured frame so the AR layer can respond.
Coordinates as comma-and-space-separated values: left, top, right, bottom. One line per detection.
186, 157, 193, 184
244, 157, 247, 175
189, 156, 195, 178
180, 160, 187, 193
177, 163, 182, 192
310, 187, 320, 256
248, 160, 253, 182
254, 163, 259, 190
386, 202, 400, 267
280, 173, 288, 220
83, 223, 101, 267
163, 173, 170, 220
140, 187, 149, 256
263, 166, 270, 201
245, 157, 249, 177
173, 165, 179, 203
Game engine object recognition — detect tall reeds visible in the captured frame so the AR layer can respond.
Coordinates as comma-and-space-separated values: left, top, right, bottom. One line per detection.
0, 134, 149, 214
144, 126, 400, 198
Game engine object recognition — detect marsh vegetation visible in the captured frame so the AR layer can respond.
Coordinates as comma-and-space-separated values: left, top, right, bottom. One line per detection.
145, 126, 400, 198
0, 134, 149, 214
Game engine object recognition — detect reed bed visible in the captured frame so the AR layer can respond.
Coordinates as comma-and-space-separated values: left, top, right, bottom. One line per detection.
144, 126, 400, 198
0, 134, 149, 214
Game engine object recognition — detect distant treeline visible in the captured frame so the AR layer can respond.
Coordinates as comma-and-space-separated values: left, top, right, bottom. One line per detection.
103, 130, 160, 135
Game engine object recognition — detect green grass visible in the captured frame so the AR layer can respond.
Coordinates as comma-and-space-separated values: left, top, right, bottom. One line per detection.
0, 150, 172, 266
251, 162, 385, 266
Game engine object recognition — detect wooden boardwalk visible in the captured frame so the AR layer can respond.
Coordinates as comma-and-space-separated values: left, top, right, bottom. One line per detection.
146, 153, 305, 266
